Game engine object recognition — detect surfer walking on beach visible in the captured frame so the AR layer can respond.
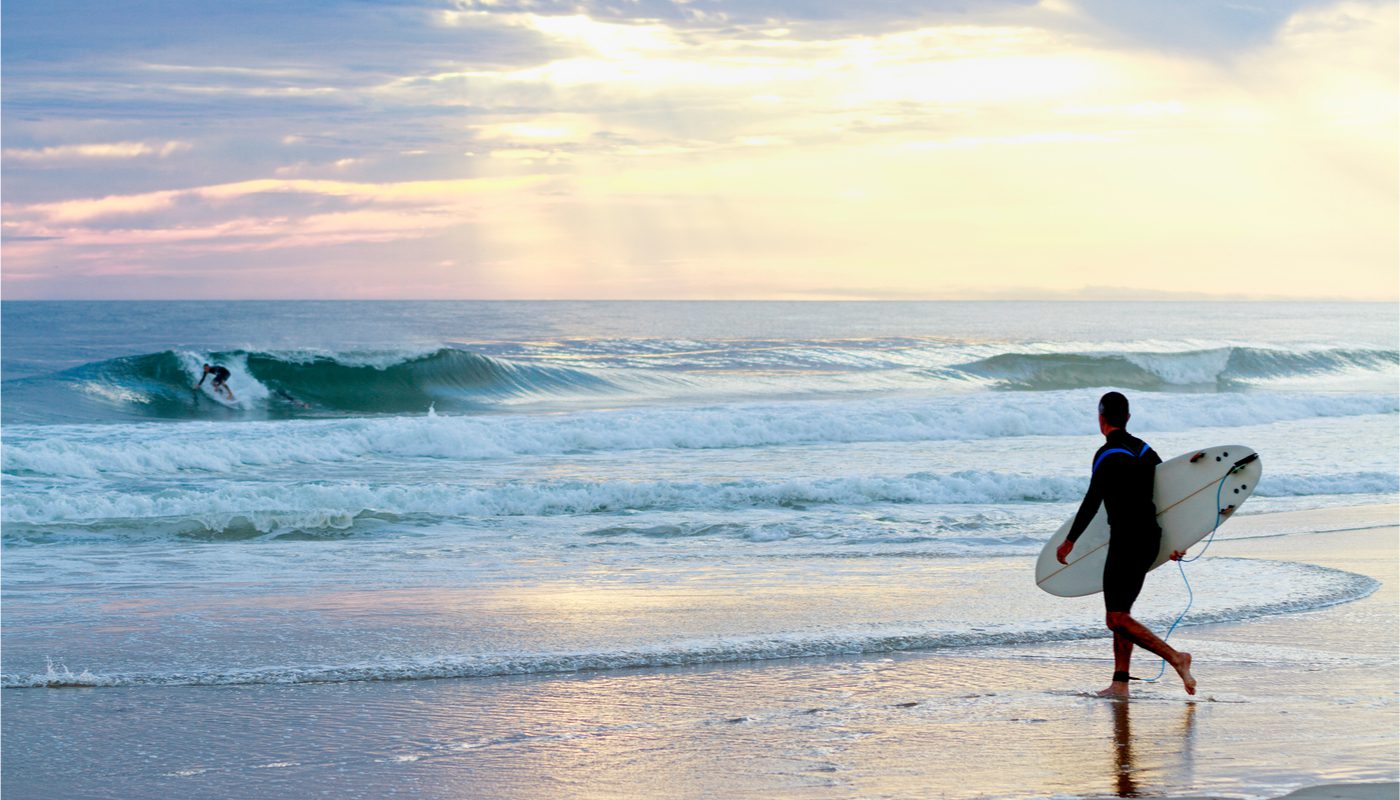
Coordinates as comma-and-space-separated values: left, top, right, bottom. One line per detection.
195, 363, 235, 401
1056, 391, 1197, 698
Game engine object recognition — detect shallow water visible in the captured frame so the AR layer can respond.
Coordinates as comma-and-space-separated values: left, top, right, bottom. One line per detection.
2, 301, 1396, 690
1, 302, 1397, 797
4, 521, 1396, 800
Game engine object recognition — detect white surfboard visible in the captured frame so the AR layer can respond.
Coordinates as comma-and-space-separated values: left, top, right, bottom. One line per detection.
1035, 445, 1262, 597
195, 384, 240, 408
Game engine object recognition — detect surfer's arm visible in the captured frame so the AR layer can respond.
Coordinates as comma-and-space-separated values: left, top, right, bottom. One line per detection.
194, 373, 207, 388
1058, 484, 1102, 564
1065, 471, 1105, 544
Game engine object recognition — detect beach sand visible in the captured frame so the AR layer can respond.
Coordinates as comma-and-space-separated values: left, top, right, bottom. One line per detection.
3, 505, 1396, 799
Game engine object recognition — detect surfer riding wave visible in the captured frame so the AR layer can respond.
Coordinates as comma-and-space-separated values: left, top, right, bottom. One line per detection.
195, 363, 235, 401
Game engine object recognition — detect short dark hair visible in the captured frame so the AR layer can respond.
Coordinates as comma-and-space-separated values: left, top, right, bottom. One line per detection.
1098, 391, 1129, 427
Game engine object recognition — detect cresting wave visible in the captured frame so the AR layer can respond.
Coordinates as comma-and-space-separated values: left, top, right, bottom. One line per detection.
2, 561, 1377, 688
5, 469, 1394, 539
956, 346, 1398, 390
5, 391, 1395, 479
2, 343, 1395, 423
0, 347, 617, 421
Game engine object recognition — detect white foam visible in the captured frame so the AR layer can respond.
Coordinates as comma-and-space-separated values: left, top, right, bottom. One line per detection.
1255, 472, 1399, 497
251, 347, 443, 370
4, 467, 1391, 534
5, 390, 1395, 480
1124, 349, 1232, 385
0, 470, 1085, 531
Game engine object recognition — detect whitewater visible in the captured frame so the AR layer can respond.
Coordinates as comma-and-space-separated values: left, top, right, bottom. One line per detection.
1, 300, 1396, 690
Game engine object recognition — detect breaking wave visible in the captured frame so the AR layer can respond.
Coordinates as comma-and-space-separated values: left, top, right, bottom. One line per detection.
0, 347, 617, 421
4, 469, 1393, 541
957, 346, 1398, 390
5, 391, 1394, 480
3, 342, 1395, 424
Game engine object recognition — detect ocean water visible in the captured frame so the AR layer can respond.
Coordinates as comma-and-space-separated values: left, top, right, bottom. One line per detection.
1, 300, 1396, 693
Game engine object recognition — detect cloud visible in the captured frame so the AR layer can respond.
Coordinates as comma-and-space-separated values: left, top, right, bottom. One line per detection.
3, 140, 190, 162
1046, 0, 1330, 56
1, 0, 1394, 299
446, 1, 1038, 30
1, 173, 551, 273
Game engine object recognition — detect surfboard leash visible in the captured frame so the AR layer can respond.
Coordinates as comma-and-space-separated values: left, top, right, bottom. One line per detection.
1137, 471, 1232, 684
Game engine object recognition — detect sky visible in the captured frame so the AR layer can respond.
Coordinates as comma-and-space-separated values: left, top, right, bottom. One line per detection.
2, 0, 1396, 300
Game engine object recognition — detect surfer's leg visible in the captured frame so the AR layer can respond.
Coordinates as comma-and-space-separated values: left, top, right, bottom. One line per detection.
1099, 555, 1141, 697
1097, 634, 1133, 698
1103, 546, 1195, 695
1105, 612, 1195, 695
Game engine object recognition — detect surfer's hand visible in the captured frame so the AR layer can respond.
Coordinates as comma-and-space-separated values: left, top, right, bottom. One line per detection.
1168, 549, 1187, 561
1055, 539, 1074, 564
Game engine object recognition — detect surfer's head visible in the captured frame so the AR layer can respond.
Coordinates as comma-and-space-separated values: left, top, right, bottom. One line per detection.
202, 363, 211, 373
1098, 391, 1130, 430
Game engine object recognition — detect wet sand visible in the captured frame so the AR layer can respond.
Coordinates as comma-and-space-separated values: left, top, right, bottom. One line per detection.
3, 505, 1396, 799
1269, 784, 1399, 800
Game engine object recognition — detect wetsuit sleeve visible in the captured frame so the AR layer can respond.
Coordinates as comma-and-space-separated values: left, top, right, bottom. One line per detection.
196, 373, 207, 387
1066, 466, 1106, 544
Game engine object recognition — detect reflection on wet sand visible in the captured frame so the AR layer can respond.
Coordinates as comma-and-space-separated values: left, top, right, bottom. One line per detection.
1111, 698, 1198, 798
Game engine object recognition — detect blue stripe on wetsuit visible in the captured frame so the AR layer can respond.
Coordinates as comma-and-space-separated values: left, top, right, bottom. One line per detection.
1092, 442, 1152, 474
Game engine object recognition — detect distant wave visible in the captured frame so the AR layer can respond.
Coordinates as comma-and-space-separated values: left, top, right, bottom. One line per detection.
0, 347, 617, 421
2, 561, 1376, 688
957, 346, 1398, 390
5, 469, 1394, 541
5, 391, 1395, 480
5, 342, 1395, 423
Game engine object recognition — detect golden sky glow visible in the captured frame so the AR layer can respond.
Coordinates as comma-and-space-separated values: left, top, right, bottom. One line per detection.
2, 0, 1395, 299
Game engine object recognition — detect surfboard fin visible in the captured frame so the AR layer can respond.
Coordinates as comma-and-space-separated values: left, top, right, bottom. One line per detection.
1229, 453, 1259, 473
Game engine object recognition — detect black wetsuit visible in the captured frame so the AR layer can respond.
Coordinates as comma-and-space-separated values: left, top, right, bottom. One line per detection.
1066, 429, 1162, 612
198, 366, 231, 387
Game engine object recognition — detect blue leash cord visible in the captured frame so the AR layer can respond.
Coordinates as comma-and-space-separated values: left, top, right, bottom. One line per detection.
1140, 475, 1229, 683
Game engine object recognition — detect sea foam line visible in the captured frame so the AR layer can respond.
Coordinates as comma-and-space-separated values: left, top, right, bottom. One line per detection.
5, 470, 1394, 534
2, 562, 1376, 689
5, 390, 1395, 479
0, 470, 1087, 529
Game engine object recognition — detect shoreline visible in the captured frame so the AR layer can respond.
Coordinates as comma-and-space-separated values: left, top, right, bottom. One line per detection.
3, 503, 1396, 800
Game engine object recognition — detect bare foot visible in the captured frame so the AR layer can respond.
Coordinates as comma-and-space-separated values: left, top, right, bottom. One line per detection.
1096, 682, 1130, 699
1173, 652, 1197, 695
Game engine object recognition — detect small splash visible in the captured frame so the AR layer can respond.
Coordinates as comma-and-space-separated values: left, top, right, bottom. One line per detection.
11, 657, 108, 688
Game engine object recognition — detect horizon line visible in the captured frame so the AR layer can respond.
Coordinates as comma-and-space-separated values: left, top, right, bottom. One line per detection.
3, 297, 1397, 303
